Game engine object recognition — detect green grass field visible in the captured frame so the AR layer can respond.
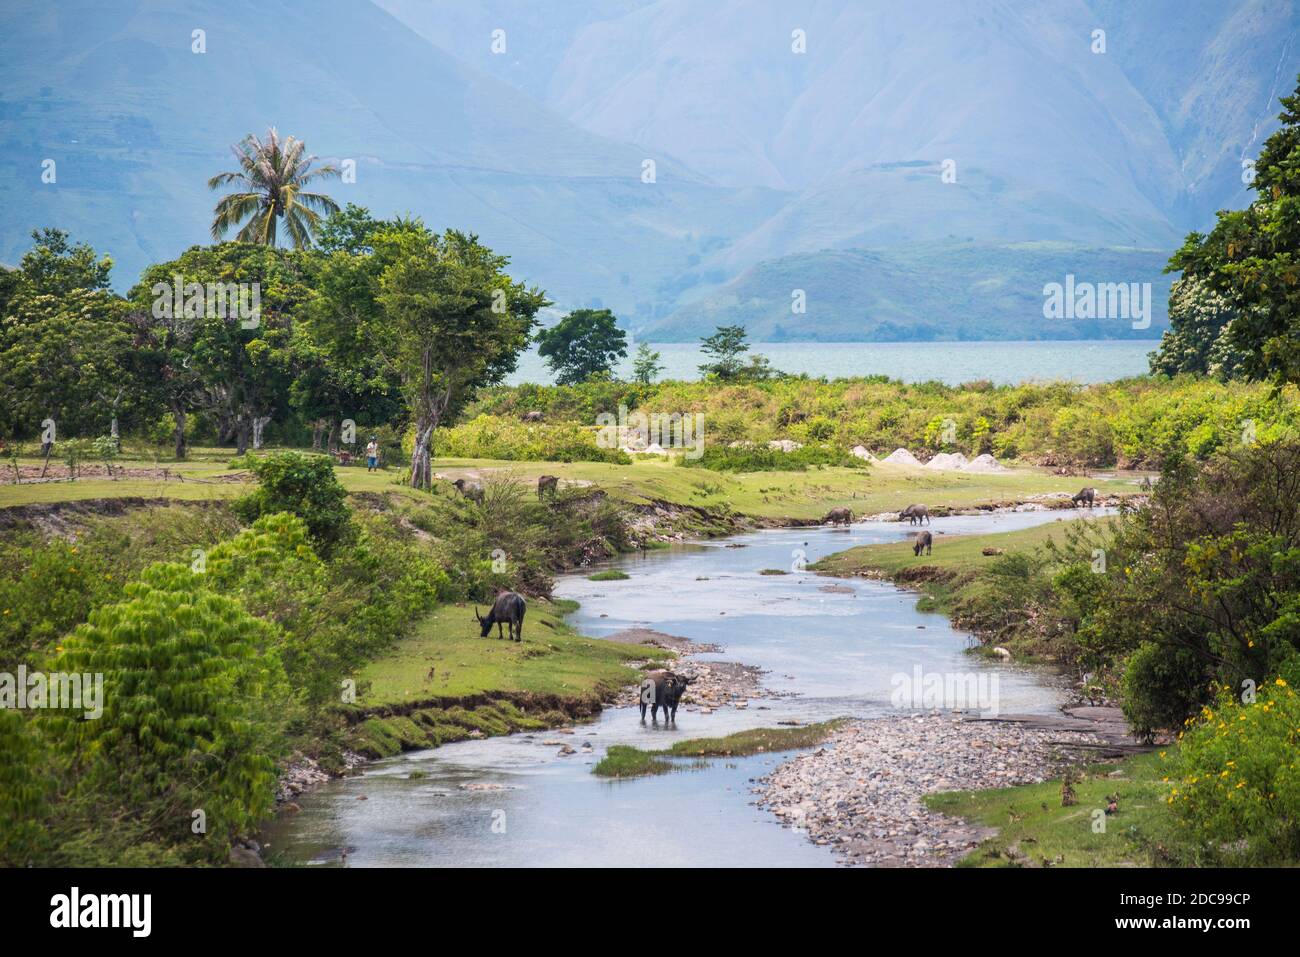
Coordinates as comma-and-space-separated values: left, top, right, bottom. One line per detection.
0, 446, 1142, 522
355, 599, 666, 708
925, 751, 1190, 867
344, 599, 671, 758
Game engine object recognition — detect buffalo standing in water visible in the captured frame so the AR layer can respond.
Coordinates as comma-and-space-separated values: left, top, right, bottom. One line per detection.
639, 670, 692, 723
900, 504, 930, 525
1071, 487, 1097, 508
475, 591, 526, 642
824, 506, 852, 526
913, 530, 933, 556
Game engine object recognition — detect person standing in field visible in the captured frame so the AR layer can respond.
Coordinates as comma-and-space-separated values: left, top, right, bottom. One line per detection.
365, 436, 380, 472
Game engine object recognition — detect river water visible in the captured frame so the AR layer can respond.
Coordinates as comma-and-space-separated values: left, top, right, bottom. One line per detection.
264, 509, 1091, 867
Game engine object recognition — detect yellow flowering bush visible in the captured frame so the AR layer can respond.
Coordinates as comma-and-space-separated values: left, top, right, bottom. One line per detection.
1166, 671, 1300, 859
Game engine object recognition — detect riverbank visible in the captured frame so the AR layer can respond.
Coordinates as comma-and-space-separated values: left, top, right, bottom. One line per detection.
339, 602, 672, 760
757, 712, 1108, 866
810, 514, 1122, 663
0, 452, 1147, 867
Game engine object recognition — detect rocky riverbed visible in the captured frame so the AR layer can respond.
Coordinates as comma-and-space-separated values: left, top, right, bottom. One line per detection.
604, 626, 789, 713
756, 712, 1104, 867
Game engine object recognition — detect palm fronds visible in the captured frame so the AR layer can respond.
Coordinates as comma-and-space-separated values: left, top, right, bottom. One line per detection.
208, 127, 340, 248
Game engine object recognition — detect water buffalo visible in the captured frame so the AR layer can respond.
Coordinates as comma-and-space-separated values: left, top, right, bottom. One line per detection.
475, 591, 525, 642
452, 478, 485, 503
639, 670, 692, 723
521, 410, 543, 423
537, 474, 559, 499
824, 506, 852, 526
913, 530, 933, 556
1071, 487, 1097, 508
901, 504, 930, 525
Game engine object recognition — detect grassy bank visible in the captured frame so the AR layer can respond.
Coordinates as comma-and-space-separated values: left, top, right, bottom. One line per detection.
346, 600, 670, 757
925, 751, 1192, 867
592, 721, 846, 778
811, 516, 1118, 657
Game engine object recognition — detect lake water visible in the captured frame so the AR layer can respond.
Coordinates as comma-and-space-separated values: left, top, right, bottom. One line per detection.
263, 509, 1100, 868
507, 340, 1155, 386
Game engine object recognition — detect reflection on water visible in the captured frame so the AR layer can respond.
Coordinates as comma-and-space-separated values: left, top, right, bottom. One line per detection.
265, 509, 1100, 867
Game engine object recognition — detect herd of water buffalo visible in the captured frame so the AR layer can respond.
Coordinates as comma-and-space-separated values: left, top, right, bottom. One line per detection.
465, 479, 1100, 718
820, 487, 1098, 556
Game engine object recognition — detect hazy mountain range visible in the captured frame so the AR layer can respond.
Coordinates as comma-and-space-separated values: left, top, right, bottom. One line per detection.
1, 0, 1296, 340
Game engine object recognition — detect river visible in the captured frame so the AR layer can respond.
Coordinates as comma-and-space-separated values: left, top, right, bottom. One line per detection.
263, 509, 1090, 867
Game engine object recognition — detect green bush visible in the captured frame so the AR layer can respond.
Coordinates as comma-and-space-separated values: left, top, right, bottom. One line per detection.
234, 450, 353, 553
1165, 668, 1300, 861
466, 375, 1299, 468
197, 511, 444, 705
428, 414, 630, 464
0, 709, 53, 866
1121, 642, 1212, 741
47, 570, 291, 856
0, 540, 118, 670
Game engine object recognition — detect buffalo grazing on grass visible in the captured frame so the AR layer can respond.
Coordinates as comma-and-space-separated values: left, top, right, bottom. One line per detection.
475, 591, 526, 642
452, 478, 485, 503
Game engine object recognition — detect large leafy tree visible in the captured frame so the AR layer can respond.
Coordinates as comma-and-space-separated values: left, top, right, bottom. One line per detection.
208, 128, 340, 248
294, 206, 405, 447
1169, 74, 1300, 386
0, 289, 135, 439
1148, 277, 1249, 380
0, 231, 144, 439
535, 308, 627, 385
130, 244, 310, 453
367, 225, 548, 488
8, 228, 112, 299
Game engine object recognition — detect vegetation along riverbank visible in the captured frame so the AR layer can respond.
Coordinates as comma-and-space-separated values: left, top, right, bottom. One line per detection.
4, 74, 1300, 870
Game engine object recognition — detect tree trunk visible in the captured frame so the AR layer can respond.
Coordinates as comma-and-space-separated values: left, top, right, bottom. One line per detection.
252, 416, 271, 450
409, 420, 434, 489
311, 419, 324, 451
408, 369, 451, 490
171, 405, 188, 460
235, 418, 250, 455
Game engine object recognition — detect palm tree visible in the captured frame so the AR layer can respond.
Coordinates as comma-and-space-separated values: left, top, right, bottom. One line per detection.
208, 128, 340, 247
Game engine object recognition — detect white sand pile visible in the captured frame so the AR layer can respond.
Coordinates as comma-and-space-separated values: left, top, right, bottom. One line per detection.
961, 453, 1010, 473
768, 439, 803, 453
849, 445, 877, 462
925, 452, 969, 470
882, 448, 922, 466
